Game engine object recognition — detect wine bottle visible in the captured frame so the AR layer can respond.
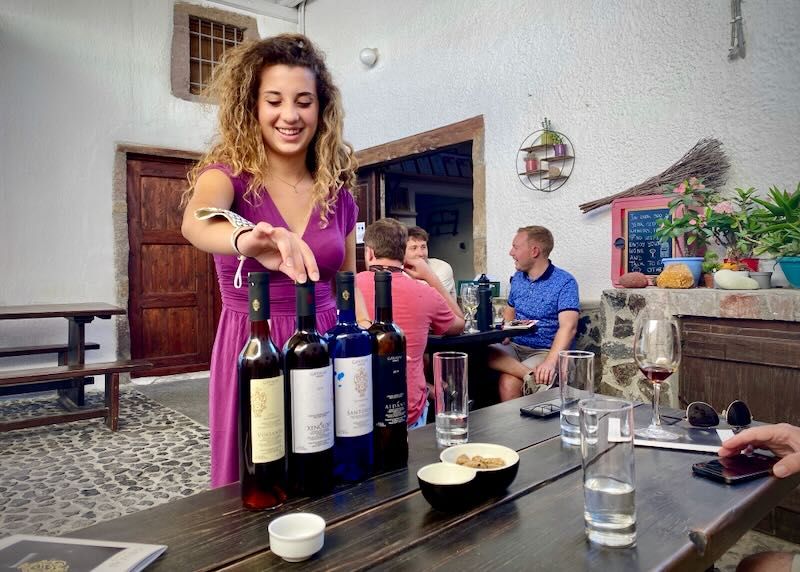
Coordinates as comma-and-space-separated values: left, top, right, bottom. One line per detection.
368, 271, 408, 472
326, 272, 374, 483
238, 272, 287, 510
284, 281, 334, 496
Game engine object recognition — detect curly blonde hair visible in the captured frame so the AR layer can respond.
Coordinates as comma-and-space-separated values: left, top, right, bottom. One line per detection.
184, 34, 357, 226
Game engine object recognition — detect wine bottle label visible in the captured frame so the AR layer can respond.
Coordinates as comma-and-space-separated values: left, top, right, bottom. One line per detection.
374, 353, 407, 427
333, 354, 373, 437
290, 364, 334, 453
250, 375, 285, 464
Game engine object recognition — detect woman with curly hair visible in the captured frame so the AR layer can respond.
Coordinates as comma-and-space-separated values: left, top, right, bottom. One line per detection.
181, 33, 366, 488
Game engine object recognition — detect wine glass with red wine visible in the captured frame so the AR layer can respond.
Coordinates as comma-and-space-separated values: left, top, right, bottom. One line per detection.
633, 317, 681, 440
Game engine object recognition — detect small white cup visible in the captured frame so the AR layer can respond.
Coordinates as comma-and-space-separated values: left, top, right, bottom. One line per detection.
268, 512, 326, 562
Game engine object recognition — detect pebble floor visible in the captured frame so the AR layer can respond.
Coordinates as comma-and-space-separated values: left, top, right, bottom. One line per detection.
0, 389, 210, 538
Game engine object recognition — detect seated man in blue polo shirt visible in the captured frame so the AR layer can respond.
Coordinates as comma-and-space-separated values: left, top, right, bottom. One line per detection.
488, 226, 580, 401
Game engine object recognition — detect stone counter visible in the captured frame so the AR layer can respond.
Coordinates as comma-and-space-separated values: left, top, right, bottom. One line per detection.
594, 288, 800, 406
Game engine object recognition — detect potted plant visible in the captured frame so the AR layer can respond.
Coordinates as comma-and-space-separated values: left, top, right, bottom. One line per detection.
703, 187, 763, 271
655, 177, 714, 285
752, 183, 800, 287
539, 117, 566, 156
551, 131, 568, 157
701, 251, 721, 288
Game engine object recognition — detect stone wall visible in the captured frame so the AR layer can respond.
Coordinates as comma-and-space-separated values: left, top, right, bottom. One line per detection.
580, 288, 800, 407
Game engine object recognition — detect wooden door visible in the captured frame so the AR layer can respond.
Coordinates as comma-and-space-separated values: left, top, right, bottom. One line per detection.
353, 171, 380, 272
127, 155, 220, 376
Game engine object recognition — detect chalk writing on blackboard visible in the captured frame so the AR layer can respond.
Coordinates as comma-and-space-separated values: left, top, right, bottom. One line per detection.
625, 208, 672, 275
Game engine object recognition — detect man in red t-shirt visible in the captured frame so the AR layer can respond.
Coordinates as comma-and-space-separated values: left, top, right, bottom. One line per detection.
356, 219, 465, 427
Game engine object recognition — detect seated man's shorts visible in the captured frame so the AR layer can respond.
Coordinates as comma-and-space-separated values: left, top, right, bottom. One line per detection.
503, 342, 551, 395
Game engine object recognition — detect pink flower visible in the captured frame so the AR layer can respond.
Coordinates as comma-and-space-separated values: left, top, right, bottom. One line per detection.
713, 202, 734, 214
675, 182, 688, 195
689, 219, 697, 226
688, 177, 705, 190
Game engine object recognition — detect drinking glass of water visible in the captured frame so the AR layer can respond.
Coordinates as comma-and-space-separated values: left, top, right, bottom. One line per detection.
433, 351, 468, 447
558, 350, 595, 445
579, 397, 636, 548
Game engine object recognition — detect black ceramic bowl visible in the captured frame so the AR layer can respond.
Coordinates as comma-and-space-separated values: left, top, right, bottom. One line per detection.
440, 443, 520, 495
417, 462, 479, 512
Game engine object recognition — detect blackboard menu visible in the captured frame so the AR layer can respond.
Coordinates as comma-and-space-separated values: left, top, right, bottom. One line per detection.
625, 208, 672, 275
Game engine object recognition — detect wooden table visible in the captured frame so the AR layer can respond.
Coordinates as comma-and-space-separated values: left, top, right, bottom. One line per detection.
68, 390, 799, 571
427, 324, 536, 407
0, 303, 126, 405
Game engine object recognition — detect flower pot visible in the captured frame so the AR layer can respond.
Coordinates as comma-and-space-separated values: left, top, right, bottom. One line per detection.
749, 272, 772, 289
702, 273, 715, 288
724, 258, 759, 272
662, 257, 703, 286
777, 257, 800, 288
524, 158, 538, 173
553, 143, 567, 157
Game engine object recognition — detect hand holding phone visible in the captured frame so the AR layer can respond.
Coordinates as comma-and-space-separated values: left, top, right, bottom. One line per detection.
692, 453, 777, 485
520, 403, 561, 419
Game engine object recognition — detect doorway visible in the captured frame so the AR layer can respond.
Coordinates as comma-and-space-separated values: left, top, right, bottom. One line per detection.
354, 116, 486, 277
123, 152, 221, 377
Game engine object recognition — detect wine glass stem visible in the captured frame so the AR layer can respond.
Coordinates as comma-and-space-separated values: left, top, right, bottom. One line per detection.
651, 381, 662, 428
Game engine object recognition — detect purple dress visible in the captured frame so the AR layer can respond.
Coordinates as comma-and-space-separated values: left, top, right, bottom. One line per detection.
204, 164, 358, 488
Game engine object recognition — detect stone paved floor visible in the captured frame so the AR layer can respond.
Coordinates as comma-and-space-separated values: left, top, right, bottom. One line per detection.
0, 388, 210, 538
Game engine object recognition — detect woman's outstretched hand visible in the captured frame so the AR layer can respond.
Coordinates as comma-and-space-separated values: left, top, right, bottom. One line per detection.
238, 222, 320, 283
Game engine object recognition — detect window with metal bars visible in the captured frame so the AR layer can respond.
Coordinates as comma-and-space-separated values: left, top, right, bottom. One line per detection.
189, 16, 244, 95
171, 3, 257, 103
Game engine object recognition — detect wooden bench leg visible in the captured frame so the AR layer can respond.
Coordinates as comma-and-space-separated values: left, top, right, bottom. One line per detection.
105, 372, 120, 431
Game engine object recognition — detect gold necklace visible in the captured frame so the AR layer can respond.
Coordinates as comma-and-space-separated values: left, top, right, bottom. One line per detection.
271, 172, 309, 193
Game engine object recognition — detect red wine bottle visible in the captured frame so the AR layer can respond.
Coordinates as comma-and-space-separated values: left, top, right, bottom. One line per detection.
238, 272, 287, 510
284, 281, 334, 496
368, 271, 408, 472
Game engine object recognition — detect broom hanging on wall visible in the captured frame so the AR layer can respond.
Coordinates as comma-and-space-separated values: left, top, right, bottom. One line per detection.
578, 138, 730, 213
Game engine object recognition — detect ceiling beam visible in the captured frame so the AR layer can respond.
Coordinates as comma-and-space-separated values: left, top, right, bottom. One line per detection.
206, 0, 299, 23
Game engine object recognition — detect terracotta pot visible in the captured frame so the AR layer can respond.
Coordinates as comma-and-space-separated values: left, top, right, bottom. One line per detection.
702, 273, 715, 288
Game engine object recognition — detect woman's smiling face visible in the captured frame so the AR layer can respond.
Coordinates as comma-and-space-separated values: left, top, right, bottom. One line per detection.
257, 64, 319, 160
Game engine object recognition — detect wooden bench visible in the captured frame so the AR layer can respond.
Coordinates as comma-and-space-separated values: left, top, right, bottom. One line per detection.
0, 342, 101, 360
0, 343, 102, 397
0, 359, 151, 432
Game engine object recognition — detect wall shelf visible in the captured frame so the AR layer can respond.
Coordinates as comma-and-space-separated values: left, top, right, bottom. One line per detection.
516, 125, 575, 193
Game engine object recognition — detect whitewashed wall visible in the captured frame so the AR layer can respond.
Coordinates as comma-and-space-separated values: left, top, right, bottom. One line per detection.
0, 0, 293, 365
304, 0, 800, 301
1, 0, 799, 367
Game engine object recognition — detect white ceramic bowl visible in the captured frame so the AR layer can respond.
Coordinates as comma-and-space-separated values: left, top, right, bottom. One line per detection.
268, 512, 326, 562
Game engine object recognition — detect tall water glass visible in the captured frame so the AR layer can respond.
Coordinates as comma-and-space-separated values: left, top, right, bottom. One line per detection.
434, 352, 469, 446
580, 397, 636, 548
558, 350, 595, 445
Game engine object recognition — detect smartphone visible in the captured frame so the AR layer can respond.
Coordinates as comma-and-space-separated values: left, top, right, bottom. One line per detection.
692, 453, 777, 485
520, 402, 561, 419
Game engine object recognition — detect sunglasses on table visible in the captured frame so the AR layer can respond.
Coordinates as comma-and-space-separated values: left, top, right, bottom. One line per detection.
663, 400, 752, 428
